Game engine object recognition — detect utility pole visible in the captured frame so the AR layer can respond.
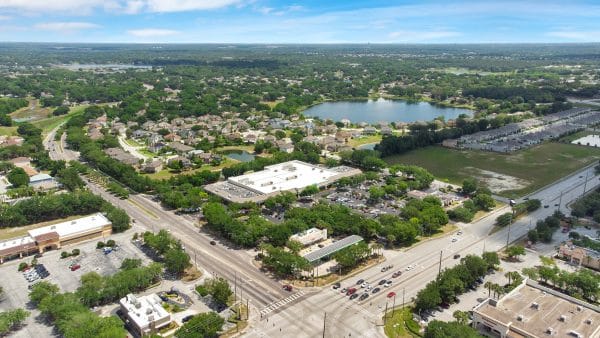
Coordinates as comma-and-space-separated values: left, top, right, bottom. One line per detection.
437, 250, 442, 278
234, 272, 237, 301
322, 312, 327, 338
383, 302, 389, 324
558, 190, 563, 210
402, 288, 405, 309
246, 298, 249, 320
506, 221, 512, 250
392, 294, 396, 315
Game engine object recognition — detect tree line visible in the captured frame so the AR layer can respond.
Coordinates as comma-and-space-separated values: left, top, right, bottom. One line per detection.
0, 190, 130, 232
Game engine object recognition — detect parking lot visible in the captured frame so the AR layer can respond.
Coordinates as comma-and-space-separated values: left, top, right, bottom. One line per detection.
0, 228, 150, 337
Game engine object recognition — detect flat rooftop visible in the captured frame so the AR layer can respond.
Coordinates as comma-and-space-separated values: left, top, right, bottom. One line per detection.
205, 160, 361, 203
120, 294, 170, 329
474, 280, 600, 338
228, 160, 339, 194
28, 213, 111, 240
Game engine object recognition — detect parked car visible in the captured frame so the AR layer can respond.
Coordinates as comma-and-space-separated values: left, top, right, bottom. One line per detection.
453, 254, 461, 259
392, 271, 402, 278
210, 240, 216, 245
182, 315, 194, 323
283, 284, 293, 292
346, 288, 357, 296
387, 292, 396, 298
70, 264, 81, 271
349, 293, 359, 300
372, 287, 381, 294
359, 293, 369, 301
384, 280, 392, 287
341, 287, 348, 294
360, 282, 369, 288
378, 279, 387, 285
332, 282, 341, 290
356, 279, 364, 285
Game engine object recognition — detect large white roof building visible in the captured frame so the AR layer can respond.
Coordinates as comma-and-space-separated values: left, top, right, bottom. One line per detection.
119, 293, 171, 336
205, 160, 362, 203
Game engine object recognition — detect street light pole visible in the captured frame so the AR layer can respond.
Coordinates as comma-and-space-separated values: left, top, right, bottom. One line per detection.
322, 312, 327, 338
437, 250, 442, 278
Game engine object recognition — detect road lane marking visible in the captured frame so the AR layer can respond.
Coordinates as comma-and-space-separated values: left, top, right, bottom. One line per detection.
260, 291, 305, 316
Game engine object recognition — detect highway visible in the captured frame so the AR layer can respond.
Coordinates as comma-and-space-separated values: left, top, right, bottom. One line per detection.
44, 127, 289, 309
44, 126, 600, 337
245, 163, 600, 338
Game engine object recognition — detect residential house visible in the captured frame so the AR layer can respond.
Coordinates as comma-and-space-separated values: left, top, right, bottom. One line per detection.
167, 142, 194, 155
363, 126, 377, 135
142, 160, 163, 174
29, 173, 59, 191
167, 156, 192, 168
104, 148, 139, 167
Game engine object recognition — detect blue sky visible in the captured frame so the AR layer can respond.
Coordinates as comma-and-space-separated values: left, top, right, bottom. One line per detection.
0, 0, 599, 43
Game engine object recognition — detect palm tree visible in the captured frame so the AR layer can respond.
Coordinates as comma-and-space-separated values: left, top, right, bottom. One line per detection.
495, 285, 506, 299
484, 281, 493, 297
505, 271, 512, 285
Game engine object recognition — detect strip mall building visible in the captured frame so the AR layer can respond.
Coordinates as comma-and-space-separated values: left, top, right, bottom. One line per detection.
0, 213, 112, 263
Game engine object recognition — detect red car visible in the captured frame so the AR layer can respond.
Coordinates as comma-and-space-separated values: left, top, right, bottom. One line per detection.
283, 284, 293, 292
387, 292, 396, 298
392, 271, 402, 278
70, 264, 81, 271
346, 288, 357, 296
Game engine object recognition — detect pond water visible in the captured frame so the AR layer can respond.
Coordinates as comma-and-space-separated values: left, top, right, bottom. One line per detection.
302, 98, 472, 123
222, 149, 256, 162
357, 143, 377, 150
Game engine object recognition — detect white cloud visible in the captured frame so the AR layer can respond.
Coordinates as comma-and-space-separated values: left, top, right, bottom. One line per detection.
34, 22, 100, 32
0, 0, 243, 14
134, 0, 242, 13
0, 15, 11, 20
547, 30, 600, 41
388, 30, 461, 42
127, 28, 180, 37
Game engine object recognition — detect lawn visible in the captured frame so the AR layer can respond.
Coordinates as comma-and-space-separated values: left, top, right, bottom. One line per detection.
385, 142, 600, 198
348, 134, 382, 147
384, 307, 422, 338
32, 104, 88, 135
0, 126, 18, 136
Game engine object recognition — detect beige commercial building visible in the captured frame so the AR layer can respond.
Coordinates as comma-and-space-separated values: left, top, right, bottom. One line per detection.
473, 279, 600, 338
0, 213, 112, 263
558, 241, 600, 271
119, 293, 171, 337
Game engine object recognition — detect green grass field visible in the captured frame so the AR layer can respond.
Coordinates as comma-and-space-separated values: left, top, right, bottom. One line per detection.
0, 126, 18, 136
384, 307, 422, 338
32, 104, 88, 135
385, 142, 600, 198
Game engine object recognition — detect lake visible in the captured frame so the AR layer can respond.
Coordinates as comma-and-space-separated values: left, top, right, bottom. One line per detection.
222, 149, 256, 162
302, 98, 472, 124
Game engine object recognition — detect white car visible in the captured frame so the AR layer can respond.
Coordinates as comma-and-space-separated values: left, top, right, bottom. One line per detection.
361, 282, 369, 288
384, 281, 393, 287
457, 230, 463, 235
451, 237, 458, 242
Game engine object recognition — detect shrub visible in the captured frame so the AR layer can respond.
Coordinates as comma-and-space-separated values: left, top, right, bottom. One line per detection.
96, 241, 105, 249
195, 285, 209, 297
496, 212, 513, 227
60, 251, 69, 259
71, 249, 80, 256
18, 262, 28, 271
106, 239, 116, 247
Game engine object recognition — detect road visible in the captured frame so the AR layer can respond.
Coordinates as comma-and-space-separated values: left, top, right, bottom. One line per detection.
244, 163, 600, 338
45, 125, 600, 337
44, 127, 289, 310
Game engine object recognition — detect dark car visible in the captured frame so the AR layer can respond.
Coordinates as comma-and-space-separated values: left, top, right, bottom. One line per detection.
453, 254, 461, 259
356, 279, 364, 285
349, 293, 359, 300
359, 293, 369, 301
372, 287, 381, 294
283, 285, 293, 292
210, 240, 216, 245
182, 315, 194, 323
392, 271, 402, 278
332, 282, 341, 289
378, 279, 387, 285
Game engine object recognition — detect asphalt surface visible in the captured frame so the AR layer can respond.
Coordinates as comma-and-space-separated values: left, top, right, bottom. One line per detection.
44, 125, 600, 337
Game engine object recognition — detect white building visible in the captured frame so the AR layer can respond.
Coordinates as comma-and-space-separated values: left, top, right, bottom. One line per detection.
204, 160, 362, 203
290, 228, 327, 247
119, 294, 171, 337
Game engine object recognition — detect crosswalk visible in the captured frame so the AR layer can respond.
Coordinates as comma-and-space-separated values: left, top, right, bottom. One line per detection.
259, 291, 305, 316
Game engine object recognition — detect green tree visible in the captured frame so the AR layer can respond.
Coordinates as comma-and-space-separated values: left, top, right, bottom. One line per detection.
120, 258, 142, 270
29, 281, 60, 305
175, 312, 224, 338
461, 178, 478, 195
452, 310, 470, 325
473, 194, 496, 211
0, 308, 30, 335
7, 167, 29, 187
495, 213, 513, 227
164, 248, 191, 275
205, 278, 232, 306
482, 251, 500, 270
332, 241, 371, 270
505, 245, 525, 260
